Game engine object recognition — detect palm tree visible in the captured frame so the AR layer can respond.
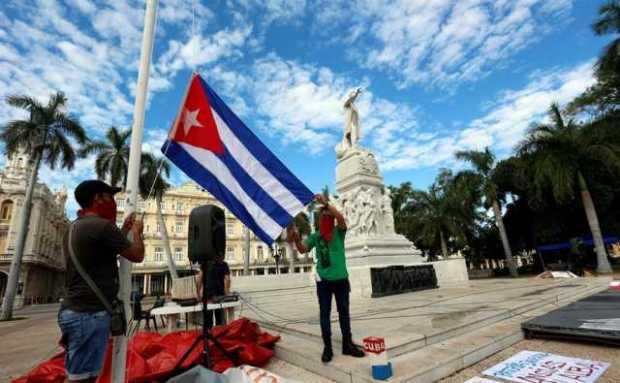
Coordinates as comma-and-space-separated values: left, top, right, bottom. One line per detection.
519, 103, 620, 273
139, 153, 177, 279
592, 1, 620, 77
409, 172, 458, 258
388, 182, 416, 241
456, 148, 518, 277
0, 92, 86, 320
569, 1, 620, 114
80, 127, 131, 187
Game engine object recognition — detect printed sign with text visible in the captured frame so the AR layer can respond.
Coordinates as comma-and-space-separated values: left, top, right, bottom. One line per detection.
483, 350, 609, 383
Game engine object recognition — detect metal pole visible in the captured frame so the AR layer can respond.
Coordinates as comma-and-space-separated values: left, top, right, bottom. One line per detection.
243, 226, 250, 275
112, 1, 158, 381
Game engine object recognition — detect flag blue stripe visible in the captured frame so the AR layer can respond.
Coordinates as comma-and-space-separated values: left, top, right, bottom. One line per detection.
200, 77, 314, 207
217, 147, 293, 228
162, 139, 275, 245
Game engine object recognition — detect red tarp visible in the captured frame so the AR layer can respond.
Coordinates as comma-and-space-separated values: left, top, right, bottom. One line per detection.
13, 318, 280, 383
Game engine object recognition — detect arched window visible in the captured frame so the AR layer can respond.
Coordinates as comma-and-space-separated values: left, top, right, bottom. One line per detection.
1, 201, 13, 221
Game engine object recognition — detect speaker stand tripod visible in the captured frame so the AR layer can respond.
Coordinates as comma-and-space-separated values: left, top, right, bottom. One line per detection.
172, 261, 237, 372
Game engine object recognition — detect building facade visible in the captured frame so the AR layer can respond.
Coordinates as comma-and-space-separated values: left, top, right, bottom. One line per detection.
116, 182, 313, 296
0, 150, 69, 308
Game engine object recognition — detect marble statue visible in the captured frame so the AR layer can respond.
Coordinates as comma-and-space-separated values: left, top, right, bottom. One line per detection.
380, 187, 395, 234
343, 87, 362, 149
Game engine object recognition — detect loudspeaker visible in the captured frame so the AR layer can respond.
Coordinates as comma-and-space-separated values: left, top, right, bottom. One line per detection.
188, 205, 226, 264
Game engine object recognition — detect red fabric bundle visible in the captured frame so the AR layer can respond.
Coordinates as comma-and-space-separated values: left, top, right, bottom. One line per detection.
12, 318, 280, 383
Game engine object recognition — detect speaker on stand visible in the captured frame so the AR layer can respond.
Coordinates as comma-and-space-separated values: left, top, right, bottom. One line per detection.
173, 204, 237, 371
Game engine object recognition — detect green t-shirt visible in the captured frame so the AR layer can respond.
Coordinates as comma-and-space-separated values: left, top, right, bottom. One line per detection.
304, 228, 348, 281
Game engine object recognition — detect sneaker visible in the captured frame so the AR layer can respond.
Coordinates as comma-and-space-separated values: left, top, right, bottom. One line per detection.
342, 341, 365, 358
321, 347, 333, 363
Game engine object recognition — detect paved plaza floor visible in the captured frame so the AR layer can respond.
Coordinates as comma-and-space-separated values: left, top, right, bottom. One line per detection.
1, 276, 618, 382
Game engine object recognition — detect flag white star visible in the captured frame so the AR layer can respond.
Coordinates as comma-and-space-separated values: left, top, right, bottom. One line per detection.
183, 108, 203, 135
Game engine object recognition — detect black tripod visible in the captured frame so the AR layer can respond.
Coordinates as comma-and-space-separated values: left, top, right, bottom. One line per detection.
173, 261, 237, 371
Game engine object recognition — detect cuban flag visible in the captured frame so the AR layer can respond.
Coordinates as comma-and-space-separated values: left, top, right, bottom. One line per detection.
162, 73, 314, 245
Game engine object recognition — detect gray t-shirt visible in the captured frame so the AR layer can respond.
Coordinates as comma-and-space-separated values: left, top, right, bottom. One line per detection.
62, 215, 132, 312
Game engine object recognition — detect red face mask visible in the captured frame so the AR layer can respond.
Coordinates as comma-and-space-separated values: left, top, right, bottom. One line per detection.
80, 197, 117, 222
319, 214, 335, 242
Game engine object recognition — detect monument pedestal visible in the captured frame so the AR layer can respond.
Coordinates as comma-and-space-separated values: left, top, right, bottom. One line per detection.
333, 145, 469, 298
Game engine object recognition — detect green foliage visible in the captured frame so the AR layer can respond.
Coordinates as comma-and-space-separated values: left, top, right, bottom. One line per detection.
568, 1, 620, 115
2, 92, 87, 169
80, 126, 131, 187
139, 153, 171, 200
390, 170, 481, 257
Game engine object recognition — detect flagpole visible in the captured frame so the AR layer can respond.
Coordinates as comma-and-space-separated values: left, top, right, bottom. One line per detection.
112, 1, 158, 382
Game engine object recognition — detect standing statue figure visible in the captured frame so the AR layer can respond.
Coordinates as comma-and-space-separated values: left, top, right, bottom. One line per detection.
380, 187, 395, 234
343, 87, 363, 149
360, 189, 378, 235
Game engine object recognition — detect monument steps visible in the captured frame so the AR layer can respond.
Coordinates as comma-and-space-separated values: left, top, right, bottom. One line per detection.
257, 280, 601, 357
266, 280, 608, 382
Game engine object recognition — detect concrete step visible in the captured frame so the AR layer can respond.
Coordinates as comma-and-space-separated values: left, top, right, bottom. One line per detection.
270, 281, 609, 383
260, 280, 605, 359
389, 281, 609, 383
273, 330, 374, 383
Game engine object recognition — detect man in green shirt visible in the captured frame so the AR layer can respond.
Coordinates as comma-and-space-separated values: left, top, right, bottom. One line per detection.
289, 194, 365, 363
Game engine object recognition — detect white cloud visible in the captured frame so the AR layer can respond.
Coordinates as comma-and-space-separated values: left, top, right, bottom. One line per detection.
376, 61, 596, 171
156, 26, 252, 76
313, 0, 575, 88
66, 0, 96, 14
464, 61, 595, 151
201, 55, 425, 159
232, 0, 306, 25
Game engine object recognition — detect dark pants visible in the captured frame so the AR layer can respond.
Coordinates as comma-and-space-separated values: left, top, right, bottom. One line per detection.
206, 308, 224, 329
316, 278, 352, 348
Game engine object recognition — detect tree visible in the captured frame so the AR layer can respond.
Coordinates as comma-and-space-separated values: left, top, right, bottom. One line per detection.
389, 182, 417, 242
0, 92, 86, 320
592, 0, 620, 76
518, 103, 620, 273
456, 148, 518, 277
568, 1, 620, 115
139, 153, 177, 279
408, 170, 478, 258
80, 127, 131, 187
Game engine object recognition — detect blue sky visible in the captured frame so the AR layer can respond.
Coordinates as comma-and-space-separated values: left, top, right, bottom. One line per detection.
0, 0, 611, 216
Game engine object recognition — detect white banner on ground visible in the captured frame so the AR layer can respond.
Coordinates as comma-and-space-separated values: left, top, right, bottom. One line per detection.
483, 350, 609, 383
464, 377, 501, 383
168, 365, 299, 383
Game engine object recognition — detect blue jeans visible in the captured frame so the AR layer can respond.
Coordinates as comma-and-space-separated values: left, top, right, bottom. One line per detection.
58, 309, 110, 380
316, 278, 352, 348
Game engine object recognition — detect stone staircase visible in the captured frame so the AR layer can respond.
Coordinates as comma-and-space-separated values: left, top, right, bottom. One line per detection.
245, 278, 610, 383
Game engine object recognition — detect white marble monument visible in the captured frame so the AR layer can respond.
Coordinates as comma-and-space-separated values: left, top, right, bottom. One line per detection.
333, 88, 468, 297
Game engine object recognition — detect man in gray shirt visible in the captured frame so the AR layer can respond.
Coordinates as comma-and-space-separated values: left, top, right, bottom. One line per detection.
58, 180, 144, 383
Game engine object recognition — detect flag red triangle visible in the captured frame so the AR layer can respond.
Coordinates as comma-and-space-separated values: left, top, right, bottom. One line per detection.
170, 74, 225, 155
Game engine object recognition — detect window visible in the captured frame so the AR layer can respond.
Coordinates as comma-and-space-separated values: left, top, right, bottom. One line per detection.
176, 202, 183, 214
156, 223, 161, 233
1, 200, 13, 221
226, 222, 235, 236
226, 246, 235, 261
175, 221, 183, 233
154, 247, 163, 262
175, 247, 183, 261
257, 246, 264, 261
117, 199, 125, 208
146, 225, 150, 233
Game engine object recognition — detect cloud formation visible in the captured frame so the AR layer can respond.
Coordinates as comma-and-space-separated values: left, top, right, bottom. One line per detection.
313, 0, 574, 88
